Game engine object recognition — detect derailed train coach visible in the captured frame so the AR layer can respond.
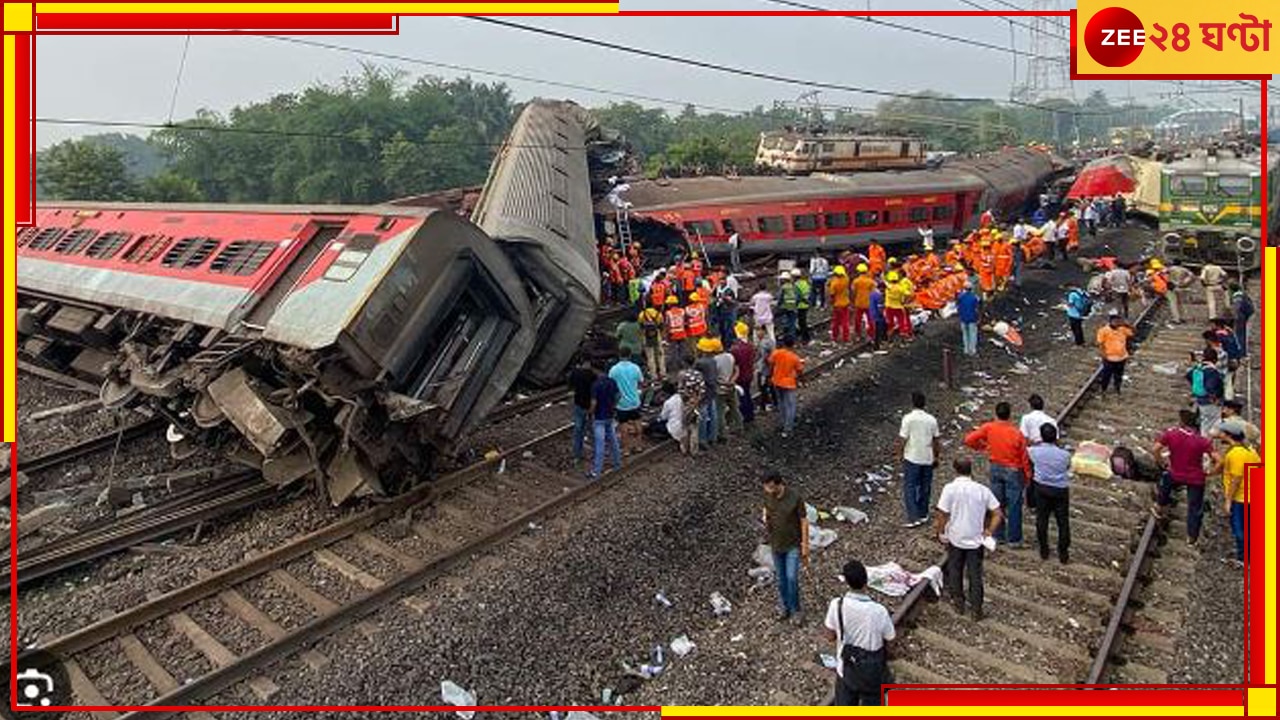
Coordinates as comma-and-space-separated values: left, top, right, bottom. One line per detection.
604, 147, 1062, 258
16, 100, 613, 504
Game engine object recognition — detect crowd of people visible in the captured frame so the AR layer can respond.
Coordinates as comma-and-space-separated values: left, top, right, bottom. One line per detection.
583, 199, 1256, 706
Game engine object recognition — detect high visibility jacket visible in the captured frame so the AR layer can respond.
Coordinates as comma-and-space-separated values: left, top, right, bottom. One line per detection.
685, 304, 708, 336
868, 244, 887, 274
650, 280, 669, 308
779, 282, 800, 311
627, 278, 642, 305
994, 244, 1013, 278
828, 276, 852, 308
795, 279, 812, 309
1151, 271, 1169, 295
665, 307, 687, 340
681, 268, 697, 291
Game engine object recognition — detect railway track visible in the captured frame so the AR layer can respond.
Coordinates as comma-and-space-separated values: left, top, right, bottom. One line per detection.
889, 295, 1217, 686
17, 416, 166, 476
32, 324, 874, 715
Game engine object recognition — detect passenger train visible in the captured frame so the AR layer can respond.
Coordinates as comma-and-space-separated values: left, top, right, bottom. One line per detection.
607, 148, 1064, 257
16, 100, 611, 505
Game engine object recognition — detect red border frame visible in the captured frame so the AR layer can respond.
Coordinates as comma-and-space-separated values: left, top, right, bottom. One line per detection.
6, 6, 1266, 714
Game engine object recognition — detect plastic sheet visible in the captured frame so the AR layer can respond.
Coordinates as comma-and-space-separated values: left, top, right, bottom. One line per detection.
1071, 440, 1114, 479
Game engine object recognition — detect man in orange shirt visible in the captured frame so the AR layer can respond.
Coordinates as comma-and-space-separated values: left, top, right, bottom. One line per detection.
993, 239, 1013, 292
964, 401, 1033, 547
769, 335, 806, 438
851, 264, 876, 341
1095, 310, 1134, 395
867, 242, 886, 276
827, 265, 853, 343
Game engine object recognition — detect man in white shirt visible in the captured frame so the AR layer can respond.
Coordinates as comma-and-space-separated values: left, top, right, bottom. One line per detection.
749, 288, 775, 341
823, 560, 895, 706
934, 457, 1003, 621
728, 232, 742, 273
1105, 265, 1132, 317
1199, 262, 1228, 320
894, 392, 940, 528
1012, 220, 1029, 243
1018, 394, 1057, 445
808, 253, 830, 310
656, 385, 688, 452
917, 225, 935, 252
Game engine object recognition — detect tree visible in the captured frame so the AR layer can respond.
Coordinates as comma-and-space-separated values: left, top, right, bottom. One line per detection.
38, 139, 136, 200
138, 172, 204, 202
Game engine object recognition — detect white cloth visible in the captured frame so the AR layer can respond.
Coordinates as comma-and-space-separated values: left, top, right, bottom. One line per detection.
658, 394, 685, 440
918, 226, 934, 251
1083, 204, 1099, 222
809, 255, 830, 278
1040, 220, 1057, 240
728, 232, 740, 250
1055, 222, 1070, 241
1019, 410, 1058, 444
750, 291, 774, 325
1013, 223, 1028, 241
899, 409, 940, 465
936, 476, 1000, 550
824, 592, 895, 677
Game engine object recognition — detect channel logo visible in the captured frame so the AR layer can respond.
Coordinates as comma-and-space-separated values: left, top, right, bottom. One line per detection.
1084, 6, 1146, 67
1, 649, 70, 720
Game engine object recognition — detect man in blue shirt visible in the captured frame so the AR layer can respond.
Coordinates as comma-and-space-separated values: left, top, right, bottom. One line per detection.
1065, 283, 1092, 346
1028, 423, 1072, 564
868, 283, 887, 351
608, 347, 645, 456
589, 372, 622, 480
956, 286, 981, 356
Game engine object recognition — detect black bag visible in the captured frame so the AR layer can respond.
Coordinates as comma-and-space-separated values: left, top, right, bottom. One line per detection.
837, 599, 888, 694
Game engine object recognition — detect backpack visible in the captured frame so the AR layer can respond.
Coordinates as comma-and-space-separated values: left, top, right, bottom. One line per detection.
1189, 366, 1207, 398
1070, 290, 1093, 317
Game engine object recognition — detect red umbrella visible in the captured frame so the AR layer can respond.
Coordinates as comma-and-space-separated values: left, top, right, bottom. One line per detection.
1067, 156, 1137, 198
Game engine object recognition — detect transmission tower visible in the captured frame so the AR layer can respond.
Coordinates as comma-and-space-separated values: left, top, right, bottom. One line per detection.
1013, 0, 1075, 103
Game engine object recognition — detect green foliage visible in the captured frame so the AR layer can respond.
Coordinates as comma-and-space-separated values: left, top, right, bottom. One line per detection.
37, 139, 136, 201
138, 172, 204, 202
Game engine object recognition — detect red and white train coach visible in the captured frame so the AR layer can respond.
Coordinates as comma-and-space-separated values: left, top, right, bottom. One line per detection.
18, 202, 533, 503
606, 148, 1061, 257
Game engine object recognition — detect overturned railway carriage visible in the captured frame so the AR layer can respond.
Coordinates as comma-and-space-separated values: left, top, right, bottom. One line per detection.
610, 147, 1059, 257
17, 204, 534, 504
472, 99, 603, 387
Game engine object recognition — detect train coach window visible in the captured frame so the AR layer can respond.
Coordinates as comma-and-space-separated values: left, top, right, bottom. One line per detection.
721, 219, 742, 234
210, 240, 277, 276
824, 212, 850, 229
682, 220, 717, 237
54, 229, 98, 255
1216, 175, 1251, 197
86, 232, 133, 260
123, 234, 173, 264
821, 142, 836, 153
792, 214, 819, 232
757, 216, 787, 234
16, 227, 38, 247
908, 207, 930, 223
855, 211, 879, 227
932, 206, 954, 221
27, 227, 67, 251
161, 236, 220, 269
324, 233, 380, 282
1171, 175, 1208, 195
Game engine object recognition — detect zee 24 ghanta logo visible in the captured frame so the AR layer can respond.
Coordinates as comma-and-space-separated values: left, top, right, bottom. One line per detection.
1084, 6, 1272, 67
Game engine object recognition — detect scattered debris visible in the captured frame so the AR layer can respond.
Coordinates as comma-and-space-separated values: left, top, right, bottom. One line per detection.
670, 635, 696, 658
27, 398, 103, 422
709, 592, 733, 616
832, 506, 869, 525
1151, 361, 1181, 376
866, 562, 943, 597
819, 653, 838, 670
440, 680, 476, 719
1071, 441, 1114, 479
654, 591, 673, 608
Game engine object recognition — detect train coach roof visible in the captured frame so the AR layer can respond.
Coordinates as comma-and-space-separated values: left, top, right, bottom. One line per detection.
609, 167, 987, 212
38, 200, 441, 217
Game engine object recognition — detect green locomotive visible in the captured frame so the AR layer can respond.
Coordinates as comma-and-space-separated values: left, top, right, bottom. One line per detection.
1159, 148, 1261, 270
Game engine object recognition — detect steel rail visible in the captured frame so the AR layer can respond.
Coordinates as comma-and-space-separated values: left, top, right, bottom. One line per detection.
18, 416, 167, 475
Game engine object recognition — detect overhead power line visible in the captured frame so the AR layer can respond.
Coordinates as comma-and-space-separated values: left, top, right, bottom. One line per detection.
466, 16, 1132, 116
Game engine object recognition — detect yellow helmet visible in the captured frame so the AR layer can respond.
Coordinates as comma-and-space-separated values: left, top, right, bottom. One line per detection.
856, 263, 869, 273
1149, 259, 1164, 270
886, 271, 900, 282
833, 265, 848, 276
888, 257, 901, 266
697, 337, 719, 353
734, 321, 750, 339
689, 292, 701, 302
665, 295, 679, 306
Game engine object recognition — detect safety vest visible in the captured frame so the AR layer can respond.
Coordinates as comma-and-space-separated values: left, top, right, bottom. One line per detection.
795, 279, 812, 309
685, 304, 708, 336
1151, 271, 1169, 295
665, 307, 687, 340
627, 277, 642, 304
650, 280, 669, 308
779, 282, 799, 311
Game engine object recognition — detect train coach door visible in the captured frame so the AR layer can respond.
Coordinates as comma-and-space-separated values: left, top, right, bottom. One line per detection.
953, 193, 967, 235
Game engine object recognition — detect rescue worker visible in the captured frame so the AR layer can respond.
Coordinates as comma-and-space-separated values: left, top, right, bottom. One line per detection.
777, 272, 800, 342
1145, 259, 1169, 308
867, 241, 886, 277
993, 236, 1014, 292
1064, 211, 1080, 254
684, 293, 709, 360
638, 305, 666, 382
649, 271, 670, 310
794, 269, 813, 345
979, 207, 995, 229
664, 296, 687, 368
884, 271, 911, 340
730, 321, 757, 424
975, 241, 996, 301
828, 265, 853, 343
851, 263, 875, 342
694, 337, 721, 447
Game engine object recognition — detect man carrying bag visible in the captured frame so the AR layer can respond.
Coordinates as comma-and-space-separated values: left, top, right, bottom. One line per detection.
824, 560, 896, 705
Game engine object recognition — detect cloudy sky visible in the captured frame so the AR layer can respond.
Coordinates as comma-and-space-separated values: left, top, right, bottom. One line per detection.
34, 0, 1265, 147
